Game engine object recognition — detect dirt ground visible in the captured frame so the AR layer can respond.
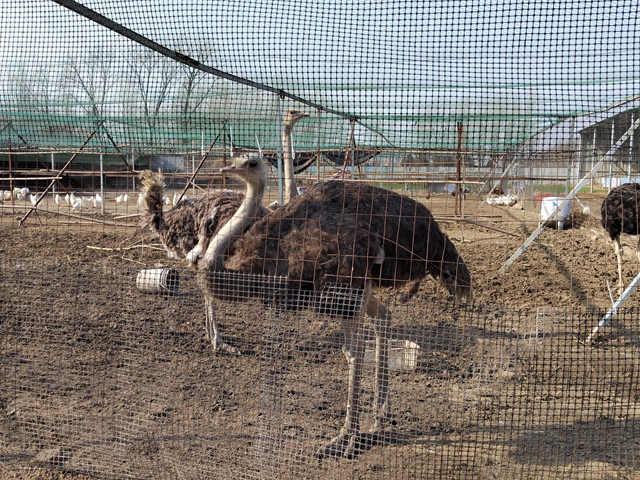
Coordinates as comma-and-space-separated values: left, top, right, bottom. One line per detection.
1, 191, 639, 480
1, 191, 637, 310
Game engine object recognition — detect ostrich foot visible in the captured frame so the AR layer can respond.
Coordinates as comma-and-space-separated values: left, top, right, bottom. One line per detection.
185, 245, 204, 265
210, 339, 241, 356
316, 429, 381, 460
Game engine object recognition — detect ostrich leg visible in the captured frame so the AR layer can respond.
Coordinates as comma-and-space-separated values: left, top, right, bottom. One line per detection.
615, 236, 625, 296
317, 309, 366, 459
365, 296, 391, 435
203, 292, 241, 355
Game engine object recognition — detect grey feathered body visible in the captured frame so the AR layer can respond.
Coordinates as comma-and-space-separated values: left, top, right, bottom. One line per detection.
138, 171, 269, 262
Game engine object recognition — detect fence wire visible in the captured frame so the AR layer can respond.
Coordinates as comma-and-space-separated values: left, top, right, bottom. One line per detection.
1, 2, 640, 478
1, 260, 638, 479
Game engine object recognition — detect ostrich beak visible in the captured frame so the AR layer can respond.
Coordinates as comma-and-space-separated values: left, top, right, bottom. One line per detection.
220, 165, 246, 174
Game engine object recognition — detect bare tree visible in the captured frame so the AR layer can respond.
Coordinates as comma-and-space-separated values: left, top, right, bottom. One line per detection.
174, 42, 220, 144
8, 63, 65, 136
65, 49, 122, 120
126, 45, 178, 147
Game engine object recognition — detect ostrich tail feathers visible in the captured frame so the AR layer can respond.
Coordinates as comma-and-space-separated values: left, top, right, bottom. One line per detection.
138, 170, 165, 231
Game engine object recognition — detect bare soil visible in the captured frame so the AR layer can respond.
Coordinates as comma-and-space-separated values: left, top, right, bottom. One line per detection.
1, 192, 639, 480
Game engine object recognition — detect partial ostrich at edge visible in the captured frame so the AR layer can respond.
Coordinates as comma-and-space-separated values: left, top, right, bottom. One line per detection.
198, 155, 474, 459
601, 182, 640, 296
282, 108, 309, 204
138, 164, 270, 352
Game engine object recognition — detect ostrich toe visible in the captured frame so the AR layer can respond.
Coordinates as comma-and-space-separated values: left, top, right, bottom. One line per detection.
215, 340, 241, 356
316, 429, 381, 459
186, 244, 205, 265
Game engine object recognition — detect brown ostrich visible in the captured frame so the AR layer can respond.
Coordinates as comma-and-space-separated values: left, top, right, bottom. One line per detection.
199, 155, 473, 459
138, 164, 269, 352
282, 108, 309, 204
601, 182, 640, 296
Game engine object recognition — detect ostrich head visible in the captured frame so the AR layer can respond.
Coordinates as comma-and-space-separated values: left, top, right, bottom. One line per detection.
220, 153, 267, 189
202, 154, 268, 271
283, 108, 309, 130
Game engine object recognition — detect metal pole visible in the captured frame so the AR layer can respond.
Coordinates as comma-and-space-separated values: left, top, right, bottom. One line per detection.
591, 128, 596, 193
586, 270, 640, 344
316, 108, 321, 184
499, 116, 640, 273
100, 151, 105, 210
565, 117, 575, 196
608, 121, 615, 192
51, 153, 56, 193
192, 140, 196, 198
629, 112, 635, 182
276, 97, 283, 205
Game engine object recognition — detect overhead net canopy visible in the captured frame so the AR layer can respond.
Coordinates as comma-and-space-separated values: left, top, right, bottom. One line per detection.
1, 1, 637, 156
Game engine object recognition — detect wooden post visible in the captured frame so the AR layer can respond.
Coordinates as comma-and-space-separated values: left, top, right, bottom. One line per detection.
342, 118, 356, 177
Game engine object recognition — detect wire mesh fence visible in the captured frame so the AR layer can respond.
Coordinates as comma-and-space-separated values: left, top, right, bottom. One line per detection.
1, 260, 638, 479
1, 1, 640, 479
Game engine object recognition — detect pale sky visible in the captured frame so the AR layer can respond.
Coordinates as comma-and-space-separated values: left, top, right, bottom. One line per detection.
0, 0, 638, 150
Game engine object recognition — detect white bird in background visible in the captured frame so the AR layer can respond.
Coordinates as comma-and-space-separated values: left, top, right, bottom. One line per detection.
115, 193, 129, 204
93, 194, 102, 208
29, 193, 41, 206
172, 192, 181, 206
13, 187, 27, 201
64, 193, 70, 205
575, 197, 592, 215
71, 196, 84, 211
163, 195, 172, 206
1, 190, 12, 201
70, 193, 77, 206
54, 193, 60, 206
82, 197, 93, 208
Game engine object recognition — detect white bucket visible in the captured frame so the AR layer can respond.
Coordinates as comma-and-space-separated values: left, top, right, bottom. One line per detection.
364, 339, 421, 371
540, 197, 572, 230
136, 267, 180, 294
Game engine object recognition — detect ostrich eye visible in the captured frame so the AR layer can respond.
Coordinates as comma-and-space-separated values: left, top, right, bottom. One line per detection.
248, 161, 258, 168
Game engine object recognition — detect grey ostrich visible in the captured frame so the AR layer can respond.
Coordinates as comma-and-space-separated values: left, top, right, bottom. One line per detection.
601, 182, 640, 296
199, 155, 473, 459
138, 163, 269, 352
282, 108, 309, 204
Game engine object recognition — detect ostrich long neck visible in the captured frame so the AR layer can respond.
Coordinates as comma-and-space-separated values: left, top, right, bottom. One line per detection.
203, 174, 265, 271
283, 124, 297, 204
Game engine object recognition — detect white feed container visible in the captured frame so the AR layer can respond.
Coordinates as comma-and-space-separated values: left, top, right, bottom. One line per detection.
136, 267, 180, 294
540, 197, 572, 230
364, 339, 421, 371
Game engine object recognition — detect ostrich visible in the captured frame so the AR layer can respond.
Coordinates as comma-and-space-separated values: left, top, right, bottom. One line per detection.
282, 108, 309, 204
601, 182, 640, 296
198, 155, 473, 458
138, 165, 269, 352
